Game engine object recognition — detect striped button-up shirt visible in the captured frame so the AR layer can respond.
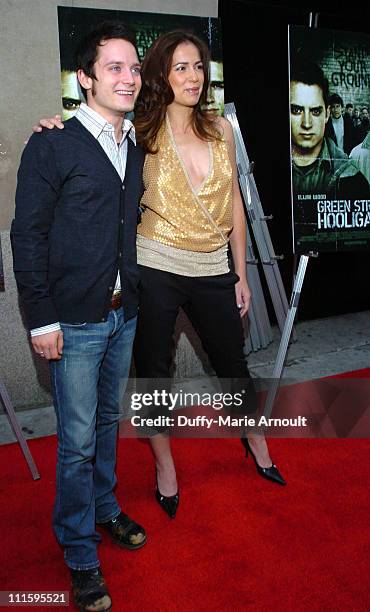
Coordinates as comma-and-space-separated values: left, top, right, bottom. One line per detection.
31, 103, 136, 337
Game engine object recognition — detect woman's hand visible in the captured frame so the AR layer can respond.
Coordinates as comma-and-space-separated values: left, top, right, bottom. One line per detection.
235, 277, 251, 317
32, 114, 64, 133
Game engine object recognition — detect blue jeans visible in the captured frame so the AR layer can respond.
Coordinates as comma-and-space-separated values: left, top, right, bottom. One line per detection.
50, 307, 137, 570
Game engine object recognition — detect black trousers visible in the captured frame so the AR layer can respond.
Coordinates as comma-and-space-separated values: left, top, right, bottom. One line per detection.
133, 266, 257, 428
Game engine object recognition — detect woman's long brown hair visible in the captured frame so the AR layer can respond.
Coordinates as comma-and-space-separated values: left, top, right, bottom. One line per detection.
134, 30, 221, 153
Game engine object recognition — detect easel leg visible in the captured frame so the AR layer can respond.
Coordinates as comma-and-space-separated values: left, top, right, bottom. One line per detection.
263, 255, 311, 418
0, 377, 40, 480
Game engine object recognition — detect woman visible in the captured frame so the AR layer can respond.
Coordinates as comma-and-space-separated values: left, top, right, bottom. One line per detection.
35, 30, 286, 520
133, 31, 285, 517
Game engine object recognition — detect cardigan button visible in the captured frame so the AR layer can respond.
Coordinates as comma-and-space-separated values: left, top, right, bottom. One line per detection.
122, 185, 125, 190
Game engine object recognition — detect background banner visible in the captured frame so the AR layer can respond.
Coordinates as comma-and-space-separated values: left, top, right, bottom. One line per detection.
58, 6, 224, 119
289, 25, 370, 254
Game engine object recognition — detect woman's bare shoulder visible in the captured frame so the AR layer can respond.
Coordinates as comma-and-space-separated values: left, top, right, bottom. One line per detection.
212, 115, 233, 143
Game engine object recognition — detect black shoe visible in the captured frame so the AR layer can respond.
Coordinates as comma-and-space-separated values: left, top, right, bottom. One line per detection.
71, 567, 112, 612
100, 512, 147, 550
241, 437, 286, 486
155, 487, 180, 518
155, 469, 179, 518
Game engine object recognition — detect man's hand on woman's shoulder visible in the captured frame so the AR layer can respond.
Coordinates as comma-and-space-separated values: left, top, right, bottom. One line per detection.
32, 114, 65, 133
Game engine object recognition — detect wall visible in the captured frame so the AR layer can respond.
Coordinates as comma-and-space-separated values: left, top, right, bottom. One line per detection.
0, 0, 218, 410
321, 47, 369, 109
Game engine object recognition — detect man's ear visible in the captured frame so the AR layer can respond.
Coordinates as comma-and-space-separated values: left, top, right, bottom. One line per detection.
77, 69, 93, 93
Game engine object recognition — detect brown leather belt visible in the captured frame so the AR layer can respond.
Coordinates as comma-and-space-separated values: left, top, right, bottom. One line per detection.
110, 291, 122, 310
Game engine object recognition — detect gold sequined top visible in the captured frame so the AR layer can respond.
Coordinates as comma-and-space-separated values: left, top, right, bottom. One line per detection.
137, 115, 233, 253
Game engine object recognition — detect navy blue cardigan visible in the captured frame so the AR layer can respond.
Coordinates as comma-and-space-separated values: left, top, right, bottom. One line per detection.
11, 117, 145, 330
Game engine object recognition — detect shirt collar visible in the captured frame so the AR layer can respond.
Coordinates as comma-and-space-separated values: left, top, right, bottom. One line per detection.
332, 115, 343, 125
293, 139, 331, 174
76, 102, 136, 145
319, 139, 331, 163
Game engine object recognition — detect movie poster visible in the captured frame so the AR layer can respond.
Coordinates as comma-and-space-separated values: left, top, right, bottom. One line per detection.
289, 25, 370, 254
58, 7, 224, 120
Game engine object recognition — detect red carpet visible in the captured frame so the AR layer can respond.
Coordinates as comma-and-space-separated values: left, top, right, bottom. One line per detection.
329, 366, 370, 378
1, 369, 370, 611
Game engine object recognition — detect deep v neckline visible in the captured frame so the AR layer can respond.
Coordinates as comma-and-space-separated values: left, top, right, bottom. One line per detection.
166, 114, 213, 196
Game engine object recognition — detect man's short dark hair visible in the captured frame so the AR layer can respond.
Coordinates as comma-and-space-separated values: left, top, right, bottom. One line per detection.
290, 56, 329, 107
329, 93, 344, 107
345, 103, 354, 110
76, 21, 138, 96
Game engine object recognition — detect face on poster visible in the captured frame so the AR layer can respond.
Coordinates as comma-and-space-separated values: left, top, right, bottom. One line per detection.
58, 7, 224, 120
289, 25, 370, 254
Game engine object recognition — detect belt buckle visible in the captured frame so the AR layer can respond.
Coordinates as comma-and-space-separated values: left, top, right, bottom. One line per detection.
111, 291, 122, 310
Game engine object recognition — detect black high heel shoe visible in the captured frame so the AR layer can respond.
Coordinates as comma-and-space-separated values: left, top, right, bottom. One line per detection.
241, 438, 286, 486
155, 488, 180, 519
155, 472, 179, 518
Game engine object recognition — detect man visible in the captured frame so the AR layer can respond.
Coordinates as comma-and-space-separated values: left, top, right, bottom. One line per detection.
350, 131, 370, 185
353, 106, 362, 128
11, 22, 146, 612
61, 67, 82, 119
345, 102, 354, 118
325, 93, 355, 154
351, 106, 364, 147
359, 106, 370, 141
290, 58, 369, 251
204, 60, 224, 116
